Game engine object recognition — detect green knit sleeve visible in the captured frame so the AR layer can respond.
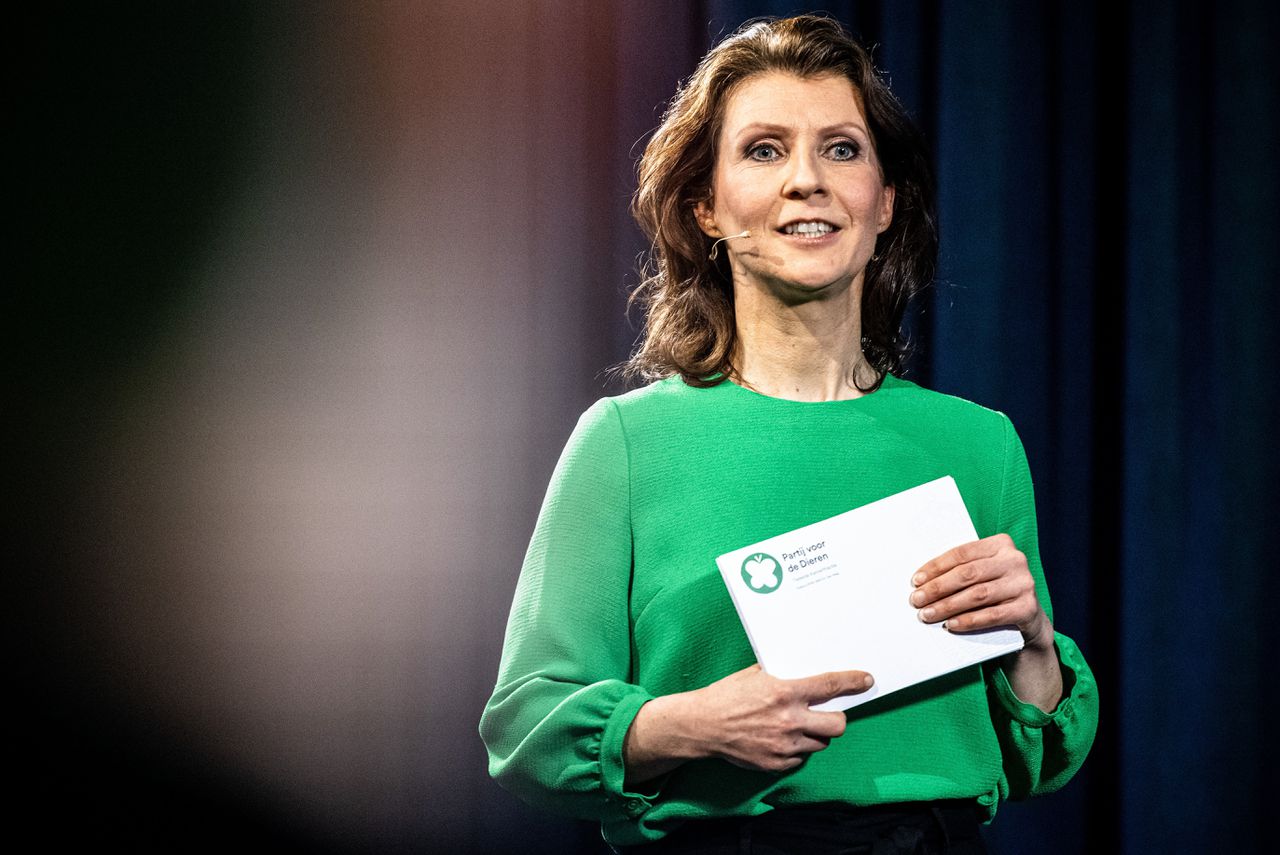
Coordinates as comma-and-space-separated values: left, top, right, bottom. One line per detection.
986, 415, 1099, 800
479, 399, 659, 822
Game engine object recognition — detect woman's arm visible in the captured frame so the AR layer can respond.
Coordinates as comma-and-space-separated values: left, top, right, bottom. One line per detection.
907, 415, 1097, 797
998, 611, 1063, 711
480, 400, 657, 821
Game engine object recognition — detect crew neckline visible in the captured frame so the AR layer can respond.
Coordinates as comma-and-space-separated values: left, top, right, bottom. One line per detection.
712, 371, 905, 405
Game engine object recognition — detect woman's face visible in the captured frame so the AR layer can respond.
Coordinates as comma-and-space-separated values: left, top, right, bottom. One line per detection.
696, 71, 894, 300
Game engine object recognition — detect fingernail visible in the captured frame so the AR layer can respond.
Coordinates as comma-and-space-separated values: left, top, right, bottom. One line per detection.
863, 675, 874, 689
920, 608, 935, 621
912, 572, 925, 586
909, 590, 924, 606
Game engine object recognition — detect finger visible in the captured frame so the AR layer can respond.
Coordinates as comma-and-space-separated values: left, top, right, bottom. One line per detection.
742, 755, 807, 773
909, 557, 1003, 607
916, 576, 1027, 625
942, 601, 1042, 635
727, 754, 805, 773
792, 735, 833, 755
912, 535, 1006, 586
792, 669, 874, 703
801, 710, 848, 740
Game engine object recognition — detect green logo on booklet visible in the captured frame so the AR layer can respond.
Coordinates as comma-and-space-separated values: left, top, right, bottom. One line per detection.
741, 553, 782, 594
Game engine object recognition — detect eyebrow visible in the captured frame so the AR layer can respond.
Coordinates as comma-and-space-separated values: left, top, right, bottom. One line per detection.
731, 121, 869, 140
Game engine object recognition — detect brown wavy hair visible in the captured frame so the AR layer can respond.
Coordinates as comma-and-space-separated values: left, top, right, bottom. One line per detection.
624, 14, 937, 392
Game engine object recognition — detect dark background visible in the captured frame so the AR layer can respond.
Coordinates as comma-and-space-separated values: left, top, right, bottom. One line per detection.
15, 1, 1277, 852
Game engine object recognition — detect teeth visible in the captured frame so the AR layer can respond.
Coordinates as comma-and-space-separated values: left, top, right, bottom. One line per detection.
783, 221, 835, 235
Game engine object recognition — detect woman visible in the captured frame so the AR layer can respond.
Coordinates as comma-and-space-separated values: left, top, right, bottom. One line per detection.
480, 15, 1097, 854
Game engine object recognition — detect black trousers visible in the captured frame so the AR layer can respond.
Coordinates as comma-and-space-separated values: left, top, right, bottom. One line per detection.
613, 801, 988, 855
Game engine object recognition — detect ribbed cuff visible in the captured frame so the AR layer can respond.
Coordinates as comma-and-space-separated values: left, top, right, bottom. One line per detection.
599, 690, 662, 818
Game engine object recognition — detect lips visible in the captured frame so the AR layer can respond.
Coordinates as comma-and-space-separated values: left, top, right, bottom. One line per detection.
777, 219, 840, 236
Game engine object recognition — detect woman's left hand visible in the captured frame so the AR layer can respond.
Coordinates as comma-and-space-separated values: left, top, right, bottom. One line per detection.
909, 533, 1053, 651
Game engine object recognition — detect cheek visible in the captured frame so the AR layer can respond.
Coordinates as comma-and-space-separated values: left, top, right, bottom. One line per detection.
851, 183, 890, 224
718, 185, 766, 220
714, 168, 773, 218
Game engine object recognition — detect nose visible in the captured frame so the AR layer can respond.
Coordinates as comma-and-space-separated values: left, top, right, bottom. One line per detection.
782, 149, 825, 199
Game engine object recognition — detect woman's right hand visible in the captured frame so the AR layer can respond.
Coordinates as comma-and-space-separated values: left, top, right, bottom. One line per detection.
623, 664, 873, 783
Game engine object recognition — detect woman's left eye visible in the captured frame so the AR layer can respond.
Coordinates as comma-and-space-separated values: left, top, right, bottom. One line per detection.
747, 143, 780, 161
828, 141, 860, 160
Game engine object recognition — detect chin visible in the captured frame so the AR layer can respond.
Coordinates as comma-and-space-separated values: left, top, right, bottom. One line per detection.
775, 268, 858, 294
764, 278, 850, 305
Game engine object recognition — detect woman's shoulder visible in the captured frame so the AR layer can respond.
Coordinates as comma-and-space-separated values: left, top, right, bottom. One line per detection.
608, 373, 690, 404
566, 376, 689, 440
875, 376, 1013, 450
586, 374, 707, 420
882, 374, 1012, 432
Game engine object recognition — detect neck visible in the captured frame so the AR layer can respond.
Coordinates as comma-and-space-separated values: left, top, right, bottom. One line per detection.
730, 279, 876, 402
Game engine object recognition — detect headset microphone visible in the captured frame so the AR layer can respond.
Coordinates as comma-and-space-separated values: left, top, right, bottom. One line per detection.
708, 230, 752, 261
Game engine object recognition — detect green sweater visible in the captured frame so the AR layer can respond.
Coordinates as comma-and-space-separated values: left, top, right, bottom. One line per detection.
480, 373, 1098, 847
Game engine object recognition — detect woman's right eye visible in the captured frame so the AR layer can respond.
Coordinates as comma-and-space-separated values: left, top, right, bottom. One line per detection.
747, 142, 781, 161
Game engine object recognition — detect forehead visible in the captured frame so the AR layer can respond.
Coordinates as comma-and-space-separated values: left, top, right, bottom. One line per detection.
720, 71, 867, 136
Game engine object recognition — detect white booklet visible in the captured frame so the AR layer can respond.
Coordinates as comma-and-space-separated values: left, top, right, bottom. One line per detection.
715, 476, 1024, 711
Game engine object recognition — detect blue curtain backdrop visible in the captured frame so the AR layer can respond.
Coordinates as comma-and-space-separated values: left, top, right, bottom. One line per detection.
694, 2, 1277, 853
688, 2, 1279, 853
16, 1, 1275, 853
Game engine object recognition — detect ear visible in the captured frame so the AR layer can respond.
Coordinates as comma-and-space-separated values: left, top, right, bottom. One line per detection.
876, 184, 896, 233
693, 199, 722, 237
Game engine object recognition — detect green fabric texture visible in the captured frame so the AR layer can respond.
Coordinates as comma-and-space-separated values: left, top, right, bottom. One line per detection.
480, 373, 1098, 847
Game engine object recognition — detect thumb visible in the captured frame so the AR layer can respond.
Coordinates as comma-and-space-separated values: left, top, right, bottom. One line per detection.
792, 669, 874, 703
